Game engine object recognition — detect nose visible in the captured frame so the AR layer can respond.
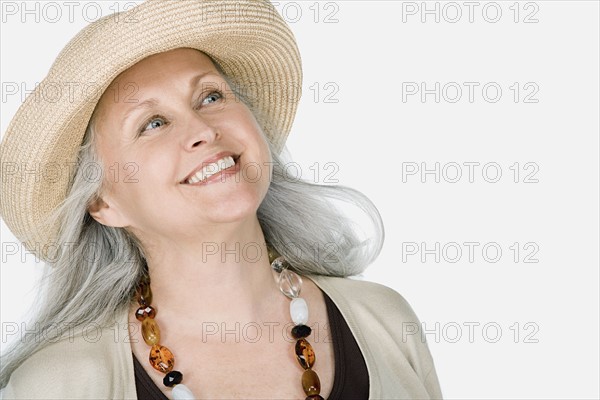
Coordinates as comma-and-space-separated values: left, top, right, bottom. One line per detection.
182, 111, 219, 151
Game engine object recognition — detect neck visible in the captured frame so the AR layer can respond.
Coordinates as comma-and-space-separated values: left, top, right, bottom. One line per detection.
131, 216, 287, 333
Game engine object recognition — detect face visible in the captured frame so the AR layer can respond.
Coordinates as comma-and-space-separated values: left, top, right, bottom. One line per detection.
89, 48, 272, 243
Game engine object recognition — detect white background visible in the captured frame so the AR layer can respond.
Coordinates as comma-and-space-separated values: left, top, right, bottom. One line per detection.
1, 1, 599, 398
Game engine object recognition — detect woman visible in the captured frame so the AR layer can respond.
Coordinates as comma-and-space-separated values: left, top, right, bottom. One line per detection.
0, 1, 442, 399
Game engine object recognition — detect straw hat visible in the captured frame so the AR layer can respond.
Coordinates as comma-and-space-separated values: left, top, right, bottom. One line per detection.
0, 0, 302, 263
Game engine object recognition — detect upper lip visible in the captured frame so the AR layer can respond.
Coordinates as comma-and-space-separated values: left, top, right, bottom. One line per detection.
180, 151, 239, 184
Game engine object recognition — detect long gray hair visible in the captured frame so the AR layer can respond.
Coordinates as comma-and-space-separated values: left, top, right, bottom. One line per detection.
0, 57, 384, 388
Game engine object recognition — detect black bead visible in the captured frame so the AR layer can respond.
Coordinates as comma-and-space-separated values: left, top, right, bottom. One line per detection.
292, 324, 312, 339
163, 370, 183, 387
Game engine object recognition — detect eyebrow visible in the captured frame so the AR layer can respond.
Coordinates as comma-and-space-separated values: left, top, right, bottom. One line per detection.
120, 71, 220, 129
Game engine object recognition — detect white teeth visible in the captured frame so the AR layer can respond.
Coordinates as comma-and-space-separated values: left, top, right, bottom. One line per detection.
186, 156, 235, 184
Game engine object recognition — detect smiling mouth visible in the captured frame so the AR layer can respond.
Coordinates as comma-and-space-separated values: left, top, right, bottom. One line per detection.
181, 155, 241, 185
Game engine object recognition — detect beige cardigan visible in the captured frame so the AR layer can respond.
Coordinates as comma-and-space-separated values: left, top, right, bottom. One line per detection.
1, 274, 443, 399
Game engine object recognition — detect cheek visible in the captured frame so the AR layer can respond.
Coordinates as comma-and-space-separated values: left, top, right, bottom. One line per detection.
102, 150, 168, 200
134, 151, 177, 186
242, 119, 269, 154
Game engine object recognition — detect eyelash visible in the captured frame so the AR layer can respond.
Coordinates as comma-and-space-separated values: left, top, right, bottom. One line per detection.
137, 90, 224, 135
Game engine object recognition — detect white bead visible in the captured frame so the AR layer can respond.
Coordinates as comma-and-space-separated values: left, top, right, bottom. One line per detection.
172, 383, 197, 400
290, 297, 309, 325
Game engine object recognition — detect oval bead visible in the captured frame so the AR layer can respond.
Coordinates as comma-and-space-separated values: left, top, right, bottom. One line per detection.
136, 305, 156, 321
292, 324, 312, 339
290, 297, 308, 325
172, 383, 196, 400
163, 370, 183, 387
301, 368, 321, 396
295, 338, 316, 369
278, 268, 302, 299
136, 282, 153, 306
142, 317, 161, 345
305, 395, 325, 400
149, 344, 174, 373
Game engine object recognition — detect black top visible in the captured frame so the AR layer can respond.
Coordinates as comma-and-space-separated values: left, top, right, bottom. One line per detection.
133, 289, 370, 399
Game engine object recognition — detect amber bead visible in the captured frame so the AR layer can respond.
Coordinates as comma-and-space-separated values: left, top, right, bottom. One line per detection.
163, 370, 183, 387
292, 324, 312, 339
267, 245, 281, 264
149, 344, 174, 373
136, 282, 153, 306
295, 338, 315, 369
301, 368, 321, 396
305, 395, 324, 400
136, 305, 156, 321
142, 317, 161, 345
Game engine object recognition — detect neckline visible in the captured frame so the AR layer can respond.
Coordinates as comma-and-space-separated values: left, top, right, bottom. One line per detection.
320, 284, 345, 399
131, 285, 356, 399
303, 274, 377, 399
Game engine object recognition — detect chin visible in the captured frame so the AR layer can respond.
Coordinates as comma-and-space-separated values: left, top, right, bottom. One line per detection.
210, 203, 260, 223
193, 192, 260, 219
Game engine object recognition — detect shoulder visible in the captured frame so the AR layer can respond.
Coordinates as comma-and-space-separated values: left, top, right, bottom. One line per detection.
1, 310, 134, 399
308, 273, 406, 298
307, 273, 430, 356
307, 274, 422, 323
307, 274, 443, 397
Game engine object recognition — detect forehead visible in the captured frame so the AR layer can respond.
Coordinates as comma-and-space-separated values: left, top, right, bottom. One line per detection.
92, 48, 222, 135
95, 48, 219, 113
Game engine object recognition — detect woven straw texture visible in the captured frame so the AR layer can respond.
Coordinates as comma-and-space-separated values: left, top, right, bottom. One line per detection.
0, 0, 302, 263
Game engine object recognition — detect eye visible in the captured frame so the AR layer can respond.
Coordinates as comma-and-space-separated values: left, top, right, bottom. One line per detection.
139, 115, 167, 134
137, 90, 224, 135
200, 90, 224, 106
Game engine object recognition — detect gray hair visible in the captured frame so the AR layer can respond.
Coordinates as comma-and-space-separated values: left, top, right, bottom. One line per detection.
0, 58, 384, 388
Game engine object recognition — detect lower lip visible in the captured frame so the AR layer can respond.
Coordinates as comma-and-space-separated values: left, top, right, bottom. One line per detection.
182, 158, 241, 186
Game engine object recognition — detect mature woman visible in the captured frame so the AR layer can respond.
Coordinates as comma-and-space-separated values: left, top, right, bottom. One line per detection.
0, 1, 442, 399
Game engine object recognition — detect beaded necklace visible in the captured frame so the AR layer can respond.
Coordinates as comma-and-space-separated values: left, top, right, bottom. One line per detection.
133, 246, 325, 400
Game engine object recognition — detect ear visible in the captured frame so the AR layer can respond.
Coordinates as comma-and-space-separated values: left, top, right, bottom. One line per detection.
87, 195, 130, 228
